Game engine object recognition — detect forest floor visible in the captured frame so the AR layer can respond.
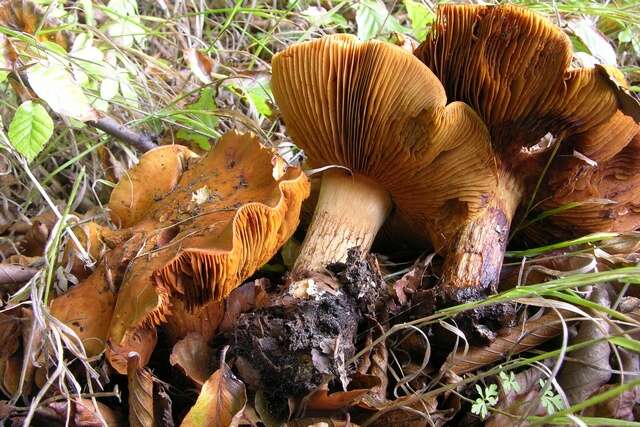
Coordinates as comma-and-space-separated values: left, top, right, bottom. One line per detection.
1, 0, 640, 426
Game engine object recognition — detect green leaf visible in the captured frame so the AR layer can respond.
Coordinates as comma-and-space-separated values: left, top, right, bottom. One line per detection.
354, 0, 405, 41
245, 83, 272, 117
175, 87, 219, 150
609, 336, 640, 353
404, 0, 433, 41
8, 101, 54, 162
500, 371, 521, 394
27, 63, 98, 122
618, 27, 633, 44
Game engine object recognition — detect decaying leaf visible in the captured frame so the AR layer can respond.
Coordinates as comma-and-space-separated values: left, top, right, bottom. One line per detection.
285, 419, 360, 427
558, 286, 612, 405
356, 331, 388, 406
181, 358, 247, 427
487, 365, 550, 426
218, 279, 269, 333
170, 333, 214, 387
128, 353, 155, 427
7, 399, 123, 426
582, 385, 637, 420
49, 264, 116, 357
184, 49, 215, 84
449, 310, 567, 375
305, 374, 381, 411
0, 0, 71, 49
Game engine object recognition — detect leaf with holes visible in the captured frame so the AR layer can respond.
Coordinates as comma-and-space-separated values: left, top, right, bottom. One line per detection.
181, 361, 247, 427
8, 101, 54, 162
27, 63, 99, 122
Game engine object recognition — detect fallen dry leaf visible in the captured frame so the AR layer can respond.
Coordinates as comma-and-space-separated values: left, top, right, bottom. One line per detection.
356, 331, 388, 406
180, 358, 247, 427
184, 49, 216, 84
128, 353, 155, 427
449, 309, 567, 375
170, 333, 214, 387
582, 384, 637, 420
49, 264, 116, 357
487, 365, 550, 426
305, 374, 381, 411
285, 419, 360, 427
558, 286, 612, 405
7, 399, 123, 426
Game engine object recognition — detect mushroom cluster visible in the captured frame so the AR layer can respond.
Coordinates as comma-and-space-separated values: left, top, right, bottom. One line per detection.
41, 3, 640, 417
269, 5, 640, 342
413, 4, 626, 304
272, 34, 496, 279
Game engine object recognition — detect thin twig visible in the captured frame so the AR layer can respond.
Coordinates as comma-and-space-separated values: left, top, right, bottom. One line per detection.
12, 72, 157, 153
87, 116, 157, 152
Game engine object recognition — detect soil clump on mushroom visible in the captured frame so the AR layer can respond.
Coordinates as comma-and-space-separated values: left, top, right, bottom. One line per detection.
231, 249, 387, 408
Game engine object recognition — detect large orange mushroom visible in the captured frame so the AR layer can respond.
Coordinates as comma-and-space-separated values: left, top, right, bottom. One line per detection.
413, 4, 623, 303
531, 110, 640, 239
271, 34, 496, 278
51, 131, 309, 372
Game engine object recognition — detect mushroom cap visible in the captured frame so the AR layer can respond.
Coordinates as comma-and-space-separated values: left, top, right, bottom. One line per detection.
49, 265, 116, 357
272, 34, 496, 246
533, 111, 640, 237
414, 4, 619, 155
107, 131, 309, 355
109, 145, 198, 228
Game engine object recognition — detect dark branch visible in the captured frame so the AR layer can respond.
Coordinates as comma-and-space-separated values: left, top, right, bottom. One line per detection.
88, 116, 157, 152
12, 71, 157, 152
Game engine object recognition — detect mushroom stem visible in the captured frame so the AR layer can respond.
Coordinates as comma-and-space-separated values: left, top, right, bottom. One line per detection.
440, 172, 522, 303
293, 170, 391, 274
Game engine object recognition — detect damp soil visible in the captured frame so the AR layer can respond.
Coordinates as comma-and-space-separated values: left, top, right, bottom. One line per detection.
231, 249, 386, 413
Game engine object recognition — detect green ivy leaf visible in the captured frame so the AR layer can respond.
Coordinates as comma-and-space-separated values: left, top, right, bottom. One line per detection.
355, 0, 405, 41
8, 101, 54, 162
404, 0, 433, 41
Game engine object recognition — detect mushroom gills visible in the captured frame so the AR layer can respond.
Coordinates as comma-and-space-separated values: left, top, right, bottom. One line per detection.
293, 170, 391, 274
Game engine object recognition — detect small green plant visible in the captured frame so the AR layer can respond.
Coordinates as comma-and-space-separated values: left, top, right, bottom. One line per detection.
539, 379, 565, 414
471, 383, 499, 420
499, 370, 521, 394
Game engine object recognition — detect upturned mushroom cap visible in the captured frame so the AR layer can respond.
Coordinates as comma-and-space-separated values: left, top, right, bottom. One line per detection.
109, 145, 198, 228
534, 111, 640, 237
107, 131, 309, 369
415, 4, 619, 160
271, 34, 496, 248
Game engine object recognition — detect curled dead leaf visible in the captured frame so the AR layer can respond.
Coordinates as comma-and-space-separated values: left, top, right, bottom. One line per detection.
181, 357, 247, 427
128, 353, 155, 427
306, 374, 381, 411
449, 309, 567, 375
49, 264, 116, 357
170, 333, 214, 387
